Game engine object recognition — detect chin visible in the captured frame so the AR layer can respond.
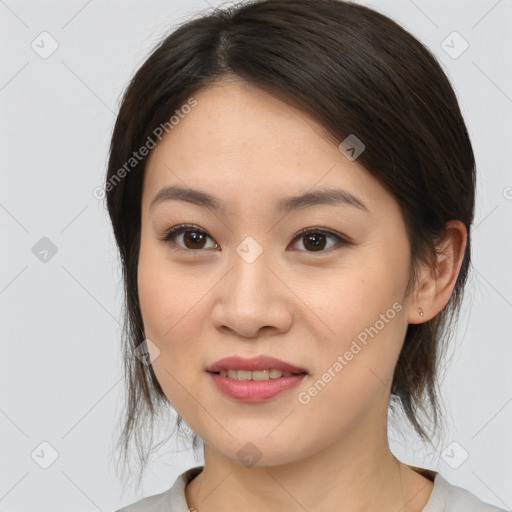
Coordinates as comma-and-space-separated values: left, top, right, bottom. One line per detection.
207, 435, 308, 469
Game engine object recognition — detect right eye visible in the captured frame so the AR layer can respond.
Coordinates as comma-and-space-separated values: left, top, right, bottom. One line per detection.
160, 224, 219, 252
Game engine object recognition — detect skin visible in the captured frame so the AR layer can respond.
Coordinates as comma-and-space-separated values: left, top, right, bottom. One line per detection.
137, 77, 467, 512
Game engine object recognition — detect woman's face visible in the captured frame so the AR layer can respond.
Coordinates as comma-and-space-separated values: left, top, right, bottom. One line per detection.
138, 79, 418, 467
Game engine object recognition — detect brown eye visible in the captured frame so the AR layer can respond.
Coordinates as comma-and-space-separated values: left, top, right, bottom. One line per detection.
303, 232, 327, 251
161, 224, 350, 254
182, 230, 208, 249
290, 228, 349, 253
162, 224, 218, 251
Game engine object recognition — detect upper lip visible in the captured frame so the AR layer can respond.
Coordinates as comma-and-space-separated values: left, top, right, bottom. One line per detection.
207, 355, 308, 374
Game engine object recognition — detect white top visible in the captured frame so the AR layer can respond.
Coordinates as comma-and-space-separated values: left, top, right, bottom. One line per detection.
114, 465, 509, 512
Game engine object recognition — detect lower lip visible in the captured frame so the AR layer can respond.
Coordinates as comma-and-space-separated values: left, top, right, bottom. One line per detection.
208, 372, 307, 402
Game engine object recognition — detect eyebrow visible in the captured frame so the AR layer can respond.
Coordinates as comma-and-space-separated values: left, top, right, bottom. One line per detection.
149, 184, 368, 214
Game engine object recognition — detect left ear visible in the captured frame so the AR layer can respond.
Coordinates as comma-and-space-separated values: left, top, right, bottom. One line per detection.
408, 220, 468, 324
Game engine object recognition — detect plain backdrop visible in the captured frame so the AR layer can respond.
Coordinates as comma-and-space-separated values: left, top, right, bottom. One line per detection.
1, 0, 511, 511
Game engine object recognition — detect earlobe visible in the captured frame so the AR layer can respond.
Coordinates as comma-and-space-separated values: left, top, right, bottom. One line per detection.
408, 220, 467, 324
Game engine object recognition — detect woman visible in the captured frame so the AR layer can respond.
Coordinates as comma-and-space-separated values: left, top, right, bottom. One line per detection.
106, 1, 508, 511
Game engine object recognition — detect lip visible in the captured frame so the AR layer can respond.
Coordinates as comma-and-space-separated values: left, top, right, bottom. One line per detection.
206, 355, 308, 374
208, 372, 307, 402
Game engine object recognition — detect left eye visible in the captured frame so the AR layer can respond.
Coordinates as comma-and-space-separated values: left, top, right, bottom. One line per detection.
161, 224, 350, 253
292, 227, 349, 252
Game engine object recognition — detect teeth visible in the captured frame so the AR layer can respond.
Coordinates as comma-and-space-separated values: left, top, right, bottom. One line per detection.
218, 369, 297, 380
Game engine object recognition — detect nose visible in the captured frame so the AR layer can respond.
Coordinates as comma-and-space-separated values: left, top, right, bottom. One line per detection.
210, 247, 294, 339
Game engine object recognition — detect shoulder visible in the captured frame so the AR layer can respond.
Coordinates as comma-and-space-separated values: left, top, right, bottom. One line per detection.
114, 487, 172, 512
425, 473, 509, 512
112, 465, 204, 512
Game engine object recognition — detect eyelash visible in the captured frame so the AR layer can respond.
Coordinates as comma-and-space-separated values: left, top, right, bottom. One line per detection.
159, 223, 351, 254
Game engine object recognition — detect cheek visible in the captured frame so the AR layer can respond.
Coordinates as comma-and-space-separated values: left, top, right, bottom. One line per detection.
137, 250, 171, 338
137, 244, 185, 374
307, 262, 404, 336
302, 261, 408, 391
137, 238, 198, 338
138, 271, 204, 362
137, 249, 207, 415
136, 240, 214, 388
297, 286, 406, 438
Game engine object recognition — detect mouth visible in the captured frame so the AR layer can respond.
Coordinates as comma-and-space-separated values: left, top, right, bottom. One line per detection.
205, 355, 308, 402
207, 369, 308, 402
208, 369, 308, 380
206, 355, 309, 376
206, 355, 309, 403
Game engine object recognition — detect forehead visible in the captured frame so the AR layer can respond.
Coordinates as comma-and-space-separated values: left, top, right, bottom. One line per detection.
142, 81, 387, 215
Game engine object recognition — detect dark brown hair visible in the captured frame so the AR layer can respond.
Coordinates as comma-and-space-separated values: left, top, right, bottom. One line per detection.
105, 0, 475, 489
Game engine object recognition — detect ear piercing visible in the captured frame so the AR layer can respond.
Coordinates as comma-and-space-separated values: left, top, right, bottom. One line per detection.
418, 306, 424, 317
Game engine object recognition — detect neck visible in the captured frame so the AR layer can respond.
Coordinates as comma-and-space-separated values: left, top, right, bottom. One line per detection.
185, 409, 434, 512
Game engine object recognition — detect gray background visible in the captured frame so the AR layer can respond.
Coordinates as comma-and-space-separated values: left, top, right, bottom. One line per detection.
1, 0, 511, 510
